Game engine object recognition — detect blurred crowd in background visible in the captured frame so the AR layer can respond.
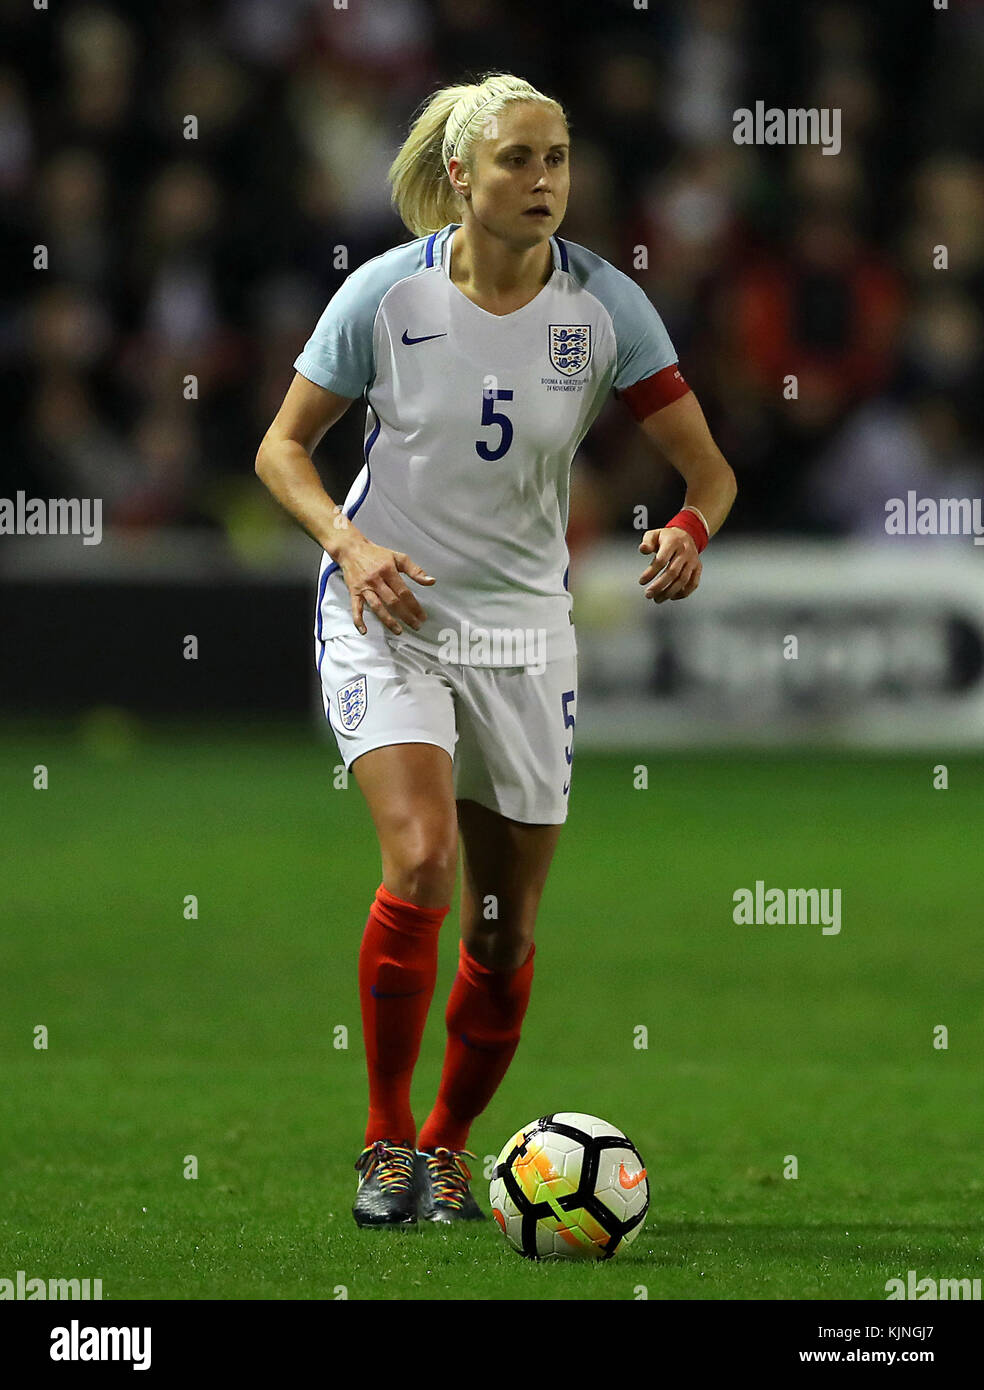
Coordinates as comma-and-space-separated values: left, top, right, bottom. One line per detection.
5, 0, 983, 566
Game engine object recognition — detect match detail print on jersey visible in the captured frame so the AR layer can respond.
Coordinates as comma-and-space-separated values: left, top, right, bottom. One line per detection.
295, 223, 691, 666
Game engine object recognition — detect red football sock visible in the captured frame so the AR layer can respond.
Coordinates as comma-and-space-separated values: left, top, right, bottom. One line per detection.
359, 883, 449, 1147
417, 938, 535, 1154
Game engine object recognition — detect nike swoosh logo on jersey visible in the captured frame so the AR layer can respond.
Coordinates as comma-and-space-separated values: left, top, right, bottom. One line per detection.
401, 329, 447, 345
371, 985, 426, 999
619, 1163, 647, 1190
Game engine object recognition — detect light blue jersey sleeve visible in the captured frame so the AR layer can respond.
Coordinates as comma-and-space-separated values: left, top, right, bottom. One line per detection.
562, 242, 680, 391
294, 239, 427, 398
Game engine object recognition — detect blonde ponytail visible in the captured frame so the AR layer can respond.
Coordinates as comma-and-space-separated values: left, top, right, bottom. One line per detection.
388, 72, 566, 238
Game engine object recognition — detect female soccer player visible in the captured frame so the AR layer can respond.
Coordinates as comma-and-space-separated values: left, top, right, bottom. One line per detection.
255, 73, 737, 1227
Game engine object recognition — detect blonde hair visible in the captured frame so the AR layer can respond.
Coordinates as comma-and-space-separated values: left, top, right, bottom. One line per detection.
388, 72, 567, 238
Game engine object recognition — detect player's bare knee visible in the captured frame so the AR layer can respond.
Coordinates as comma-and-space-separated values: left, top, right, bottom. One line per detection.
465, 923, 535, 972
385, 833, 457, 906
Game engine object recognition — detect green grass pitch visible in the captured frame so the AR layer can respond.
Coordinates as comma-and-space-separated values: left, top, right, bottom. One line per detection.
2, 723, 981, 1300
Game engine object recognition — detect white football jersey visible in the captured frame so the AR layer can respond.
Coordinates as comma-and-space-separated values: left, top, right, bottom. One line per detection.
295, 222, 686, 665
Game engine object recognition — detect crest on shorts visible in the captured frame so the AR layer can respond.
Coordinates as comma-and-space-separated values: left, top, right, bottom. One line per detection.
336, 675, 368, 731
549, 324, 591, 376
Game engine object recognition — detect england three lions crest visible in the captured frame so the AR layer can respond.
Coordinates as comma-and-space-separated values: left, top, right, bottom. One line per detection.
335, 675, 368, 731
549, 324, 591, 376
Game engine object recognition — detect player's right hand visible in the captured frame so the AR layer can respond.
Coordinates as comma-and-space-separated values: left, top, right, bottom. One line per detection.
334, 533, 435, 636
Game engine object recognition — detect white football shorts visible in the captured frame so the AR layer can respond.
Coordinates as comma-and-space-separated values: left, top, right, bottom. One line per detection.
315, 624, 577, 825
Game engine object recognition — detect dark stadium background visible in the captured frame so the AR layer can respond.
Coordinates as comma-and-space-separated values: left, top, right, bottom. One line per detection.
2, 0, 981, 715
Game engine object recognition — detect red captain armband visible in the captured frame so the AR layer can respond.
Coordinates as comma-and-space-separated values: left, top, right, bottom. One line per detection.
617, 363, 691, 421
663, 507, 709, 553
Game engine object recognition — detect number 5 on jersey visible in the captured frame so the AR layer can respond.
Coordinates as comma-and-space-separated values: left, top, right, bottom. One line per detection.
476, 389, 514, 461
562, 689, 575, 795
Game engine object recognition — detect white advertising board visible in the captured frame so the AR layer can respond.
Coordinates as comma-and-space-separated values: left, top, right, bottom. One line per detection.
572, 541, 984, 748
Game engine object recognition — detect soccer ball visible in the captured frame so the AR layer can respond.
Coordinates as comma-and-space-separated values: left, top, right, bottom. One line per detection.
489, 1112, 648, 1260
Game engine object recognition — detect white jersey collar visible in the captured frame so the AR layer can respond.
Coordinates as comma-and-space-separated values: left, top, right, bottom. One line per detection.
437, 223, 565, 275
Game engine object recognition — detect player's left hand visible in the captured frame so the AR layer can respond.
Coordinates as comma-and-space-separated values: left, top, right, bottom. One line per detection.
638, 527, 701, 603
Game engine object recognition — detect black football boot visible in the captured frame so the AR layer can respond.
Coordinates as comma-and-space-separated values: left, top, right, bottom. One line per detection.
352, 1140, 419, 1227
416, 1147, 486, 1222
